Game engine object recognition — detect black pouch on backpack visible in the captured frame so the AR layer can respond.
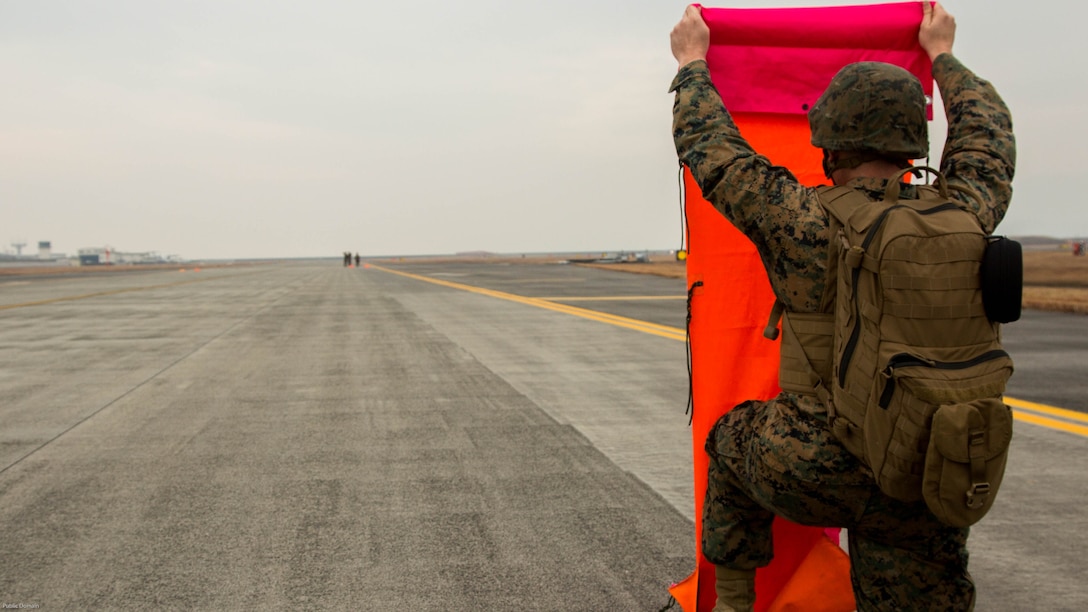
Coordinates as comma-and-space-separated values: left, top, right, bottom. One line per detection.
981, 236, 1022, 323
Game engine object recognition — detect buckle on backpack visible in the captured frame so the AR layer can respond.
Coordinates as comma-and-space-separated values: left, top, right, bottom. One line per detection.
845, 245, 865, 269
965, 428, 991, 509
965, 482, 991, 509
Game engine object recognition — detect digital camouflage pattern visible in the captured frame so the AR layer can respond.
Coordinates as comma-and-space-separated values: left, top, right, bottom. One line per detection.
808, 61, 930, 158
670, 52, 1015, 611
704, 400, 974, 610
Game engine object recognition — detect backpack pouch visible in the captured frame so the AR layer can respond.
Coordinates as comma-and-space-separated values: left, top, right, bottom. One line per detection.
922, 399, 1013, 527
865, 349, 1012, 502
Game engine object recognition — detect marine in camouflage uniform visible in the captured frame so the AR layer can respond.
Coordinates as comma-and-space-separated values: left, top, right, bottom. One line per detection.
669, 4, 1015, 611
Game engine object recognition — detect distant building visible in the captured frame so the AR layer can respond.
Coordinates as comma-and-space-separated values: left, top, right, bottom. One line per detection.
0, 240, 66, 263
78, 247, 105, 265
77, 246, 168, 265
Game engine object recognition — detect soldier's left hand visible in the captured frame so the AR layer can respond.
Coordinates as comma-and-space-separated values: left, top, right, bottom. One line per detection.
671, 5, 710, 68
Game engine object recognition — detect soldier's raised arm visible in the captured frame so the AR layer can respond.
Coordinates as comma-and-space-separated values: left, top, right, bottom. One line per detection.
670, 6, 823, 309
922, 1, 1016, 234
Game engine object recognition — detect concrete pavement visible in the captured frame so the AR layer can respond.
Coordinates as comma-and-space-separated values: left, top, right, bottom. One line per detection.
1, 263, 691, 610
2, 260, 1086, 610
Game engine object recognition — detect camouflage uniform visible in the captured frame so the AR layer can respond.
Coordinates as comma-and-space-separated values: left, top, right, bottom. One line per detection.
670, 54, 1015, 612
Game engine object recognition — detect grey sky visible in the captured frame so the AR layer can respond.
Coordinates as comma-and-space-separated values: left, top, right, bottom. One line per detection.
3, 1, 1084, 260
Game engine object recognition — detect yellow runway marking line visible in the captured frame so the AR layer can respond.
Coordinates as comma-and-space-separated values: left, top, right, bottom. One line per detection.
1005, 397, 1088, 423
0, 273, 247, 311
1005, 396, 1088, 431
535, 295, 687, 302
1011, 410, 1088, 438
372, 265, 687, 342
488, 278, 587, 284
374, 265, 1088, 437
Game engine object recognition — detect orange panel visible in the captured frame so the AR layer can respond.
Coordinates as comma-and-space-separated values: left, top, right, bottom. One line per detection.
675, 112, 850, 611
733, 113, 825, 187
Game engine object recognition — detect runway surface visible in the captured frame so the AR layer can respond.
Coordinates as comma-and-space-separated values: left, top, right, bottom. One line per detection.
1, 260, 1085, 610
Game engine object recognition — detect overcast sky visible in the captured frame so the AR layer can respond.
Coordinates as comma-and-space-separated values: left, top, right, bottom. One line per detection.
3, 1, 1084, 260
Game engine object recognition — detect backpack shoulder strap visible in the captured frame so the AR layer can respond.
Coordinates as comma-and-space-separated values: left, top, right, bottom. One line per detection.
817, 184, 871, 227
815, 185, 875, 312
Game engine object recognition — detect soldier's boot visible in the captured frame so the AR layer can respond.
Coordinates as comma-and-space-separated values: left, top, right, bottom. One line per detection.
712, 566, 755, 612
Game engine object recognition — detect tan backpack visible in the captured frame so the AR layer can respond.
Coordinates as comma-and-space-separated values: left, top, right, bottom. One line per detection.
772, 167, 1017, 527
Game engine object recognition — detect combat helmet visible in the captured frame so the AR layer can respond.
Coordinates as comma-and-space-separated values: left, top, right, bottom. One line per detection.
808, 62, 929, 159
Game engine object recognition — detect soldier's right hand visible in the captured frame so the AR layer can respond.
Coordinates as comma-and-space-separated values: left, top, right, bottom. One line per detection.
919, 1, 955, 61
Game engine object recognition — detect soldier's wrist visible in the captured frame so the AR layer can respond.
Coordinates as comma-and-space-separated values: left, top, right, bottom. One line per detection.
927, 47, 953, 62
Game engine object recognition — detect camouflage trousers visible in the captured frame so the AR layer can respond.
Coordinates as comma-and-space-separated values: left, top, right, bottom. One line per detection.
703, 399, 975, 611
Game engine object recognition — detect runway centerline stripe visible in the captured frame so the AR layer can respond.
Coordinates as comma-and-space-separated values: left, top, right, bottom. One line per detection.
372, 264, 1087, 438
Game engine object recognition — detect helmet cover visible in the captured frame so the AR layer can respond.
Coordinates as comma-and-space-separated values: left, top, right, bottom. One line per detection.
808, 62, 929, 159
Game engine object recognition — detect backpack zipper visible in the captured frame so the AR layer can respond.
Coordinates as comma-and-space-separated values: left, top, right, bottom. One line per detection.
877, 349, 1010, 408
